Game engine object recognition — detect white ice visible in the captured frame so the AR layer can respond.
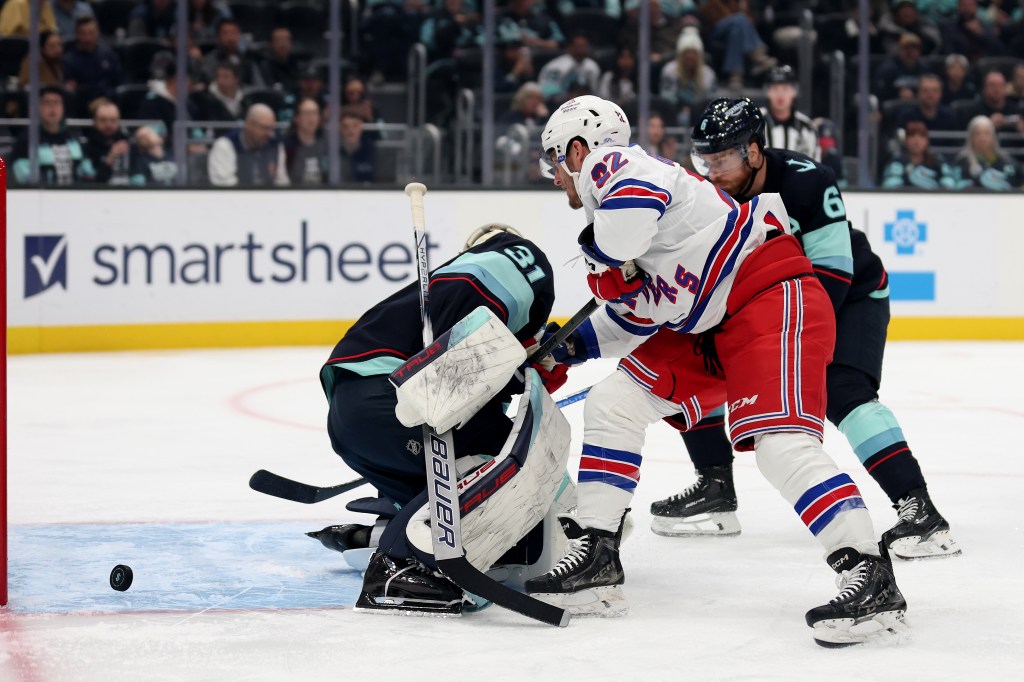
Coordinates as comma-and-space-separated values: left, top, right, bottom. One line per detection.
2, 342, 1023, 681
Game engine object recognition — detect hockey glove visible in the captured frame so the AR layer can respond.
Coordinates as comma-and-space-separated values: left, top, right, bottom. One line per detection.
541, 322, 590, 367
522, 329, 571, 393
577, 223, 649, 303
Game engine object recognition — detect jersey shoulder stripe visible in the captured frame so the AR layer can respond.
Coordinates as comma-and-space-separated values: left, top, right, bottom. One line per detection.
434, 250, 535, 333
600, 177, 673, 217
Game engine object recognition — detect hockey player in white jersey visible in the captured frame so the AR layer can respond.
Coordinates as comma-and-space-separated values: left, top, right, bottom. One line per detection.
528, 96, 909, 646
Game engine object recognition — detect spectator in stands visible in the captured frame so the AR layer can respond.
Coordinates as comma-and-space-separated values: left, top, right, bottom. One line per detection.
62, 16, 123, 115
875, 32, 928, 102
598, 45, 639, 106
201, 17, 260, 86
700, 0, 777, 90
208, 103, 289, 186
11, 85, 96, 185
284, 97, 327, 185
52, 0, 94, 40
942, 53, 977, 104
559, 0, 621, 20
659, 26, 717, 126
339, 106, 377, 184
622, 0, 684, 71
1007, 63, 1024, 106
187, 0, 232, 43
882, 120, 956, 189
815, 118, 845, 186
761, 65, 820, 161
297, 65, 326, 110
0, 0, 57, 37
83, 99, 132, 185
940, 0, 1005, 62
646, 111, 679, 162
343, 77, 379, 124
538, 33, 600, 103
897, 73, 960, 132
496, 37, 536, 93
137, 59, 203, 148
362, 0, 430, 82
960, 69, 1024, 131
420, 0, 482, 61
196, 60, 244, 123
129, 0, 175, 39
19, 30, 64, 89
951, 115, 1021, 189
498, 81, 548, 126
880, 0, 942, 55
498, 0, 565, 51
130, 125, 178, 185
259, 27, 303, 93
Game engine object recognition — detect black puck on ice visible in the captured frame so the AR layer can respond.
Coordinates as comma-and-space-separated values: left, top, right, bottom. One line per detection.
110, 564, 133, 591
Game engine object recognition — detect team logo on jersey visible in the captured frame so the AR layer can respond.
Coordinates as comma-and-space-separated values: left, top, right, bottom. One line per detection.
406, 439, 423, 455
884, 210, 927, 255
24, 234, 68, 298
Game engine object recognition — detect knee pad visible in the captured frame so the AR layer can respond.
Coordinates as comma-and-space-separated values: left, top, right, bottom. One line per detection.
826, 365, 880, 426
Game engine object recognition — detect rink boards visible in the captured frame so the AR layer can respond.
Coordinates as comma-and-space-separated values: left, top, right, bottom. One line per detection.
6, 189, 1024, 352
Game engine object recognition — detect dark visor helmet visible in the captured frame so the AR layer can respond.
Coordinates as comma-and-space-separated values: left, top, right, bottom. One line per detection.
690, 97, 766, 176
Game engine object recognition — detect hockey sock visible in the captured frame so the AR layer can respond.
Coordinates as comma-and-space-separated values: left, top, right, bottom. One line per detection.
577, 444, 639, 533
838, 402, 926, 504
675, 407, 733, 469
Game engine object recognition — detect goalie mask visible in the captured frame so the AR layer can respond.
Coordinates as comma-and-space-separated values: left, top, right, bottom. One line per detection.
462, 223, 523, 252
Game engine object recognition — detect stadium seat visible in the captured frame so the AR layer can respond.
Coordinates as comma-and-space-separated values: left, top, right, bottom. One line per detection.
119, 37, 172, 83
242, 87, 289, 117
227, 1, 280, 42
115, 83, 152, 120
0, 36, 28, 80
279, 2, 328, 48
367, 83, 408, 124
92, 0, 138, 36
975, 56, 1024, 79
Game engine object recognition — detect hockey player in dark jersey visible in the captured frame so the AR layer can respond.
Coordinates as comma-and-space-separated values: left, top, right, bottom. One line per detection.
650, 98, 960, 562
315, 224, 570, 616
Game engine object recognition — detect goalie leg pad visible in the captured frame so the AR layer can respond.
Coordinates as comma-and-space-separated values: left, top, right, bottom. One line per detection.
407, 369, 573, 572
391, 306, 527, 433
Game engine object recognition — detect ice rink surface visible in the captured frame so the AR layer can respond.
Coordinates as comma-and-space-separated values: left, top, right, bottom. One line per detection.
2, 341, 1022, 681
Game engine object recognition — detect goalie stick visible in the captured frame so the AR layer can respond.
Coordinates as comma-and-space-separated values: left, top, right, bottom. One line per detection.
406, 183, 595, 628
247, 392, 591, 505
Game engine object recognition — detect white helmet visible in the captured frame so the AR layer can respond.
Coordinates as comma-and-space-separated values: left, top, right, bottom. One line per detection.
540, 96, 631, 171
462, 223, 522, 252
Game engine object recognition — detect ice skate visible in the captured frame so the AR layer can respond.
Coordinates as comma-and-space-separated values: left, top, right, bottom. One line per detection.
354, 551, 468, 617
806, 549, 909, 648
524, 516, 628, 617
881, 488, 961, 560
650, 465, 741, 536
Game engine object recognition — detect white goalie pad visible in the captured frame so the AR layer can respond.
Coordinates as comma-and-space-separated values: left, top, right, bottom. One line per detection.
391, 307, 527, 434
406, 368, 573, 571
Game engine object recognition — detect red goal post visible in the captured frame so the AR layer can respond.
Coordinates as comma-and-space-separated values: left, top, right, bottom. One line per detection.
1, 157, 7, 607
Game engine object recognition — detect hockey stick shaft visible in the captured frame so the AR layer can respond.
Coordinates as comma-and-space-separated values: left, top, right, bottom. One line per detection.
248, 470, 367, 504
247, 387, 589, 506
528, 298, 599, 362
405, 182, 568, 627
406, 182, 464, 564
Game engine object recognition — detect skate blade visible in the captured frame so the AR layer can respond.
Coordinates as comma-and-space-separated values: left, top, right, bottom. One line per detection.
650, 512, 741, 537
353, 605, 462, 618
531, 585, 628, 618
812, 610, 909, 648
889, 530, 962, 561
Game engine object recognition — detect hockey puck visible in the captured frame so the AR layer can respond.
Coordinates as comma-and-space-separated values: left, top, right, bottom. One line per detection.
110, 564, 133, 592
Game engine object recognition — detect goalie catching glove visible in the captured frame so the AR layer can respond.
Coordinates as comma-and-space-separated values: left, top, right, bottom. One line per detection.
391, 307, 526, 433
578, 223, 649, 304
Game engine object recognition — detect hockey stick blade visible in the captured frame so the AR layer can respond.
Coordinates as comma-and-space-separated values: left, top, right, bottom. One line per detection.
249, 469, 367, 504
439, 557, 570, 627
